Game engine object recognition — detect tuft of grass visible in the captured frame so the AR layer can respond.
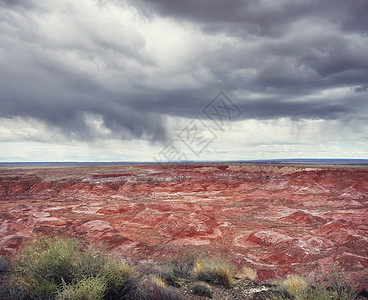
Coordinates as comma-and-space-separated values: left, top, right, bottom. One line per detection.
153, 265, 177, 287
191, 282, 212, 298
280, 275, 308, 298
241, 266, 257, 281
153, 252, 198, 287
56, 276, 107, 300
166, 252, 198, 278
191, 257, 235, 288
151, 275, 167, 288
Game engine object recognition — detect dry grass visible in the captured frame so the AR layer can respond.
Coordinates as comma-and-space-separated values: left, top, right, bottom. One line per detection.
276, 266, 356, 300
191, 257, 235, 288
240, 266, 257, 281
151, 275, 167, 288
281, 275, 308, 297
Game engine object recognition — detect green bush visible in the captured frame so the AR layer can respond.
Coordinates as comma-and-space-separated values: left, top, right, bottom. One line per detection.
15, 236, 82, 286
191, 257, 234, 288
56, 276, 106, 300
33, 281, 59, 299
75, 245, 107, 280
102, 258, 132, 299
13, 236, 134, 300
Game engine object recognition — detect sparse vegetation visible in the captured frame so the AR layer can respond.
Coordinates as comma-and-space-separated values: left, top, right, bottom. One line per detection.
276, 264, 356, 300
191, 257, 235, 288
1, 235, 360, 299
191, 282, 212, 298
133, 276, 185, 300
11, 236, 134, 299
153, 252, 198, 286
278, 275, 309, 299
155, 254, 235, 289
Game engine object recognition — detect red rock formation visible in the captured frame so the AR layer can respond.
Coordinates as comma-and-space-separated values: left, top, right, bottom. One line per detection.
0, 164, 368, 292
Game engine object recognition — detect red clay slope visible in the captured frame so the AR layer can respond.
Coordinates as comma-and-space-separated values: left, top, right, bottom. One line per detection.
0, 164, 367, 291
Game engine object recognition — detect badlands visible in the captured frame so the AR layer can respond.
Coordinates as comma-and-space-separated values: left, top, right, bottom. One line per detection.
0, 163, 367, 292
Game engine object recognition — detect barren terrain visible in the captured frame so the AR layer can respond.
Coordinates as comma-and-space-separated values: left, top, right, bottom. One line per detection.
0, 163, 367, 292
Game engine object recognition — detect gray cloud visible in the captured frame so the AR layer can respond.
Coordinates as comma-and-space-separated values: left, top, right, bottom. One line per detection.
125, 0, 368, 122
0, 1, 167, 142
0, 0, 367, 147
129, 0, 368, 36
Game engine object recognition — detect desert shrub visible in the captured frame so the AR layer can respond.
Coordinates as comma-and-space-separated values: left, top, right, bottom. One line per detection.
159, 286, 185, 300
33, 280, 59, 299
15, 236, 82, 286
132, 276, 184, 300
191, 257, 234, 288
75, 245, 107, 280
153, 252, 198, 286
56, 276, 107, 300
191, 282, 212, 298
317, 263, 356, 300
153, 265, 177, 286
12, 235, 134, 300
166, 252, 198, 278
102, 258, 133, 299
0, 255, 11, 272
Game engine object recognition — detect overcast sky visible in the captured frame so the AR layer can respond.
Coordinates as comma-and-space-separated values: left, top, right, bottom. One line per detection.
1, 0, 368, 162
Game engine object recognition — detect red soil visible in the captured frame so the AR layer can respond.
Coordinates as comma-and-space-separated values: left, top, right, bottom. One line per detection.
0, 164, 368, 292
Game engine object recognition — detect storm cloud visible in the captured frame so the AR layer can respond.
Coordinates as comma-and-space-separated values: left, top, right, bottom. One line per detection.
0, 0, 368, 160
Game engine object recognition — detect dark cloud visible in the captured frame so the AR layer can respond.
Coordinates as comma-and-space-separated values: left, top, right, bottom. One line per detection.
0, 0, 367, 146
129, 0, 368, 36
0, 1, 167, 142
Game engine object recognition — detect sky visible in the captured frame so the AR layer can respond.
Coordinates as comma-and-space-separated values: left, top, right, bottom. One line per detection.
0, 0, 368, 162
